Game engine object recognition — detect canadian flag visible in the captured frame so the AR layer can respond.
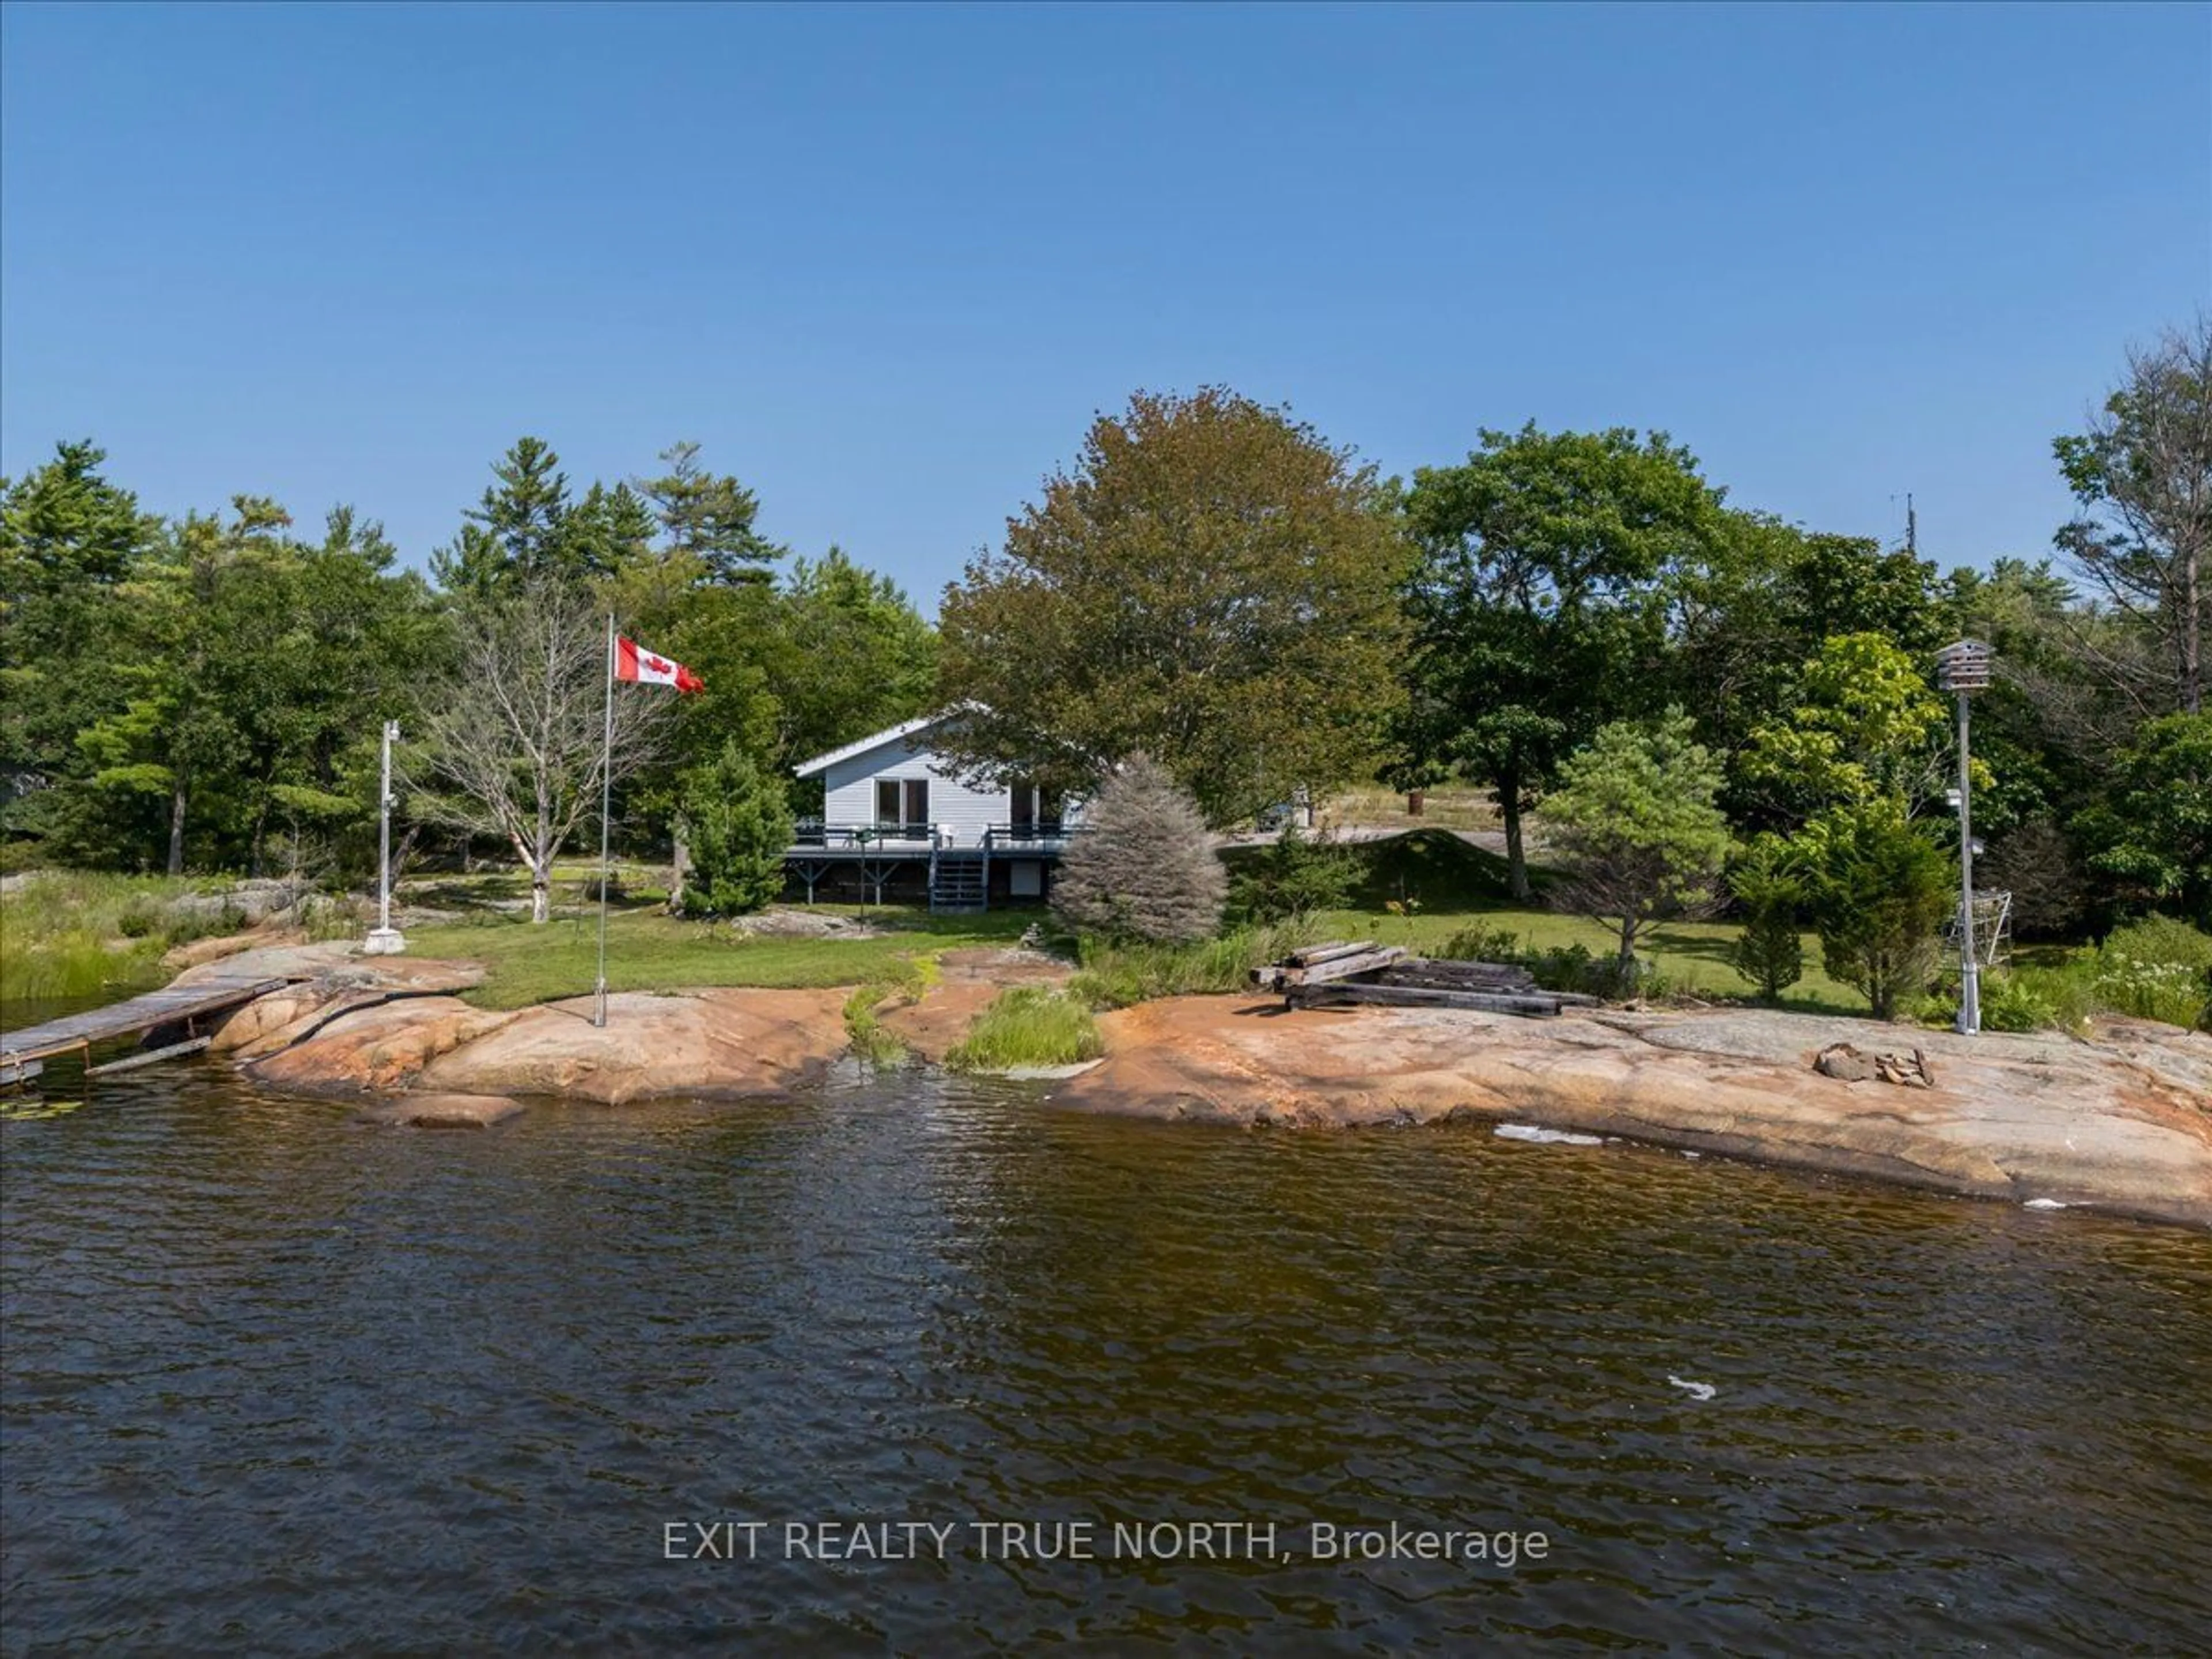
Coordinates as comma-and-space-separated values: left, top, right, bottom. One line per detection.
615, 637, 703, 694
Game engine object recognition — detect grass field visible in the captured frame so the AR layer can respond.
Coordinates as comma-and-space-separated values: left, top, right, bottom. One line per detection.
4, 834, 2028, 1028
406, 904, 1034, 1010
372, 832, 1884, 1015
1323, 906, 1869, 1014
0, 872, 248, 1005
400, 833, 1872, 1017
1224, 829, 1870, 1014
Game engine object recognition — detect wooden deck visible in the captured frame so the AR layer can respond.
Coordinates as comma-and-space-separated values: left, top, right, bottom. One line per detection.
1, 975, 298, 1085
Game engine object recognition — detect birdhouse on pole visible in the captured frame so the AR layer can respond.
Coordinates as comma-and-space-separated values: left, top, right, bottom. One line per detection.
1934, 638, 1993, 694
1934, 639, 1992, 1033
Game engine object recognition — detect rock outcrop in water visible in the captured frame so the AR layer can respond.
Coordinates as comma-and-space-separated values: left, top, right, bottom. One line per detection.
188, 941, 2212, 1226
191, 942, 847, 1108
405, 988, 847, 1105
1048, 997, 2212, 1228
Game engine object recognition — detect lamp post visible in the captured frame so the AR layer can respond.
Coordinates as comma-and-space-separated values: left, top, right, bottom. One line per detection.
1934, 640, 1991, 1033
364, 719, 406, 956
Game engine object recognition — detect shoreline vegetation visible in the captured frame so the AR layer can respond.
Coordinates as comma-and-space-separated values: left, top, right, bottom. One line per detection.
9, 826, 2202, 1036
6, 340, 2209, 1225
4, 832, 2208, 1232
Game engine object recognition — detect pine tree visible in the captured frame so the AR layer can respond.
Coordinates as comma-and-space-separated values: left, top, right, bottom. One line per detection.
1728, 837, 1805, 1002
1051, 754, 1225, 944
0, 442, 158, 849
1227, 819, 1358, 926
678, 740, 794, 916
431, 437, 574, 597
642, 441, 782, 585
564, 481, 660, 579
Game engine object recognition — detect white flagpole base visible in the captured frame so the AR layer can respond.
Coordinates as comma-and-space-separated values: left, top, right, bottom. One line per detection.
362, 928, 407, 956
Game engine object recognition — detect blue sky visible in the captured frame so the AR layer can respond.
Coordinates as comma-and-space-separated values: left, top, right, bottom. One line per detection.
3, 2, 2206, 607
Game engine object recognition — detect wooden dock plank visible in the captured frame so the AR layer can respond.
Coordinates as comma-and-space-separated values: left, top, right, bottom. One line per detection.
1282, 947, 1408, 987
85, 1036, 214, 1077
1285, 940, 1379, 968
0, 976, 297, 1069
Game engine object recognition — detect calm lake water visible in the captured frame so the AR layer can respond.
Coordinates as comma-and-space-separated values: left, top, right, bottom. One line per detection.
3, 1058, 2210, 1654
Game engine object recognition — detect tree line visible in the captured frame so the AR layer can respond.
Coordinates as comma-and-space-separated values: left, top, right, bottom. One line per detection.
935, 327, 2210, 970
3, 319, 2205, 965
0, 438, 936, 916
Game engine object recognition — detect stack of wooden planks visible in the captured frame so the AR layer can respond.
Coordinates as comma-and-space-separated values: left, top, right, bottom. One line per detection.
1248, 940, 1406, 991
1251, 942, 1600, 1019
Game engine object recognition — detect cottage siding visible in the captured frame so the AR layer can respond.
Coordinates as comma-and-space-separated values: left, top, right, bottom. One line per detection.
821, 732, 1010, 847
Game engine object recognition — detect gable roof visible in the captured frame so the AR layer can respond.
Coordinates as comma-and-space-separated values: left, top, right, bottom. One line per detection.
791, 714, 945, 779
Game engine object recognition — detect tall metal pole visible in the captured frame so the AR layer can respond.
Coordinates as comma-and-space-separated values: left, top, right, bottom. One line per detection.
1955, 690, 1979, 1036
365, 719, 405, 955
380, 721, 395, 934
595, 614, 615, 1029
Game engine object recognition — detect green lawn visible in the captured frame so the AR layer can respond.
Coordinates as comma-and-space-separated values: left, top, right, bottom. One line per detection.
0, 838, 2106, 1031
406, 902, 1035, 1010
408, 833, 1873, 1016
1217, 830, 1868, 1014
1313, 906, 1869, 1016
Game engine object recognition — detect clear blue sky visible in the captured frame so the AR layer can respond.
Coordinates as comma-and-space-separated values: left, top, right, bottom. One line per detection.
4, 2, 2207, 607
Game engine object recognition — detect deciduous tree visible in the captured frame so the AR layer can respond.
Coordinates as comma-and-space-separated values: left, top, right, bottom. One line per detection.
763, 549, 938, 776
410, 582, 668, 922
1665, 512, 1948, 761
0, 442, 158, 850
937, 388, 1407, 827
2055, 319, 2212, 714
75, 497, 297, 873
2077, 712, 2212, 927
1403, 426, 1722, 898
1738, 632, 1959, 828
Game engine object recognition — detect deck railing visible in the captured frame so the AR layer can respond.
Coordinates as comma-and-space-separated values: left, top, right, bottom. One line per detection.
789, 821, 936, 850
789, 821, 1081, 853
983, 821, 1074, 850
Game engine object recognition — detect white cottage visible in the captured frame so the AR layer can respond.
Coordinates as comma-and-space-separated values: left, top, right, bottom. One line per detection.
786, 714, 1078, 911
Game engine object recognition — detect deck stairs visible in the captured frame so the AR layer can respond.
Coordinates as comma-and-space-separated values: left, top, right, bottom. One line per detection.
929, 853, 988, 914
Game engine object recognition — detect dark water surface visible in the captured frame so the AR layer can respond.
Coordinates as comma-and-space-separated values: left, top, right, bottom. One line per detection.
4, 1062, 2210, 1655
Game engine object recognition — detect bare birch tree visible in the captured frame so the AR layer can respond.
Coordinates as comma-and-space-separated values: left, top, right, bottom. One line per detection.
2056, 317, 2212, 714
410, 582, 666, 923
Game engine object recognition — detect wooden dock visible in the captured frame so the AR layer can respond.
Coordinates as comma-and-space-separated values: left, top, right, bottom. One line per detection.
1, 976, 298, 1085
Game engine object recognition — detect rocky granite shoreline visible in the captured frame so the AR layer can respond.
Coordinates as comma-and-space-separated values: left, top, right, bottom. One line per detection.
1050, 996, 2212, 1228
175, 942, 2212, 1230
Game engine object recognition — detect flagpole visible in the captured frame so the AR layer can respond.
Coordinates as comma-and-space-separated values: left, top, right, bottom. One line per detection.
595, 612, 614, 1029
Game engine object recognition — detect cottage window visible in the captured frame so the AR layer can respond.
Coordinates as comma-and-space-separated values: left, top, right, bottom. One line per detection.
1010, 780, 1060, 833
878, 778, 927, 834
